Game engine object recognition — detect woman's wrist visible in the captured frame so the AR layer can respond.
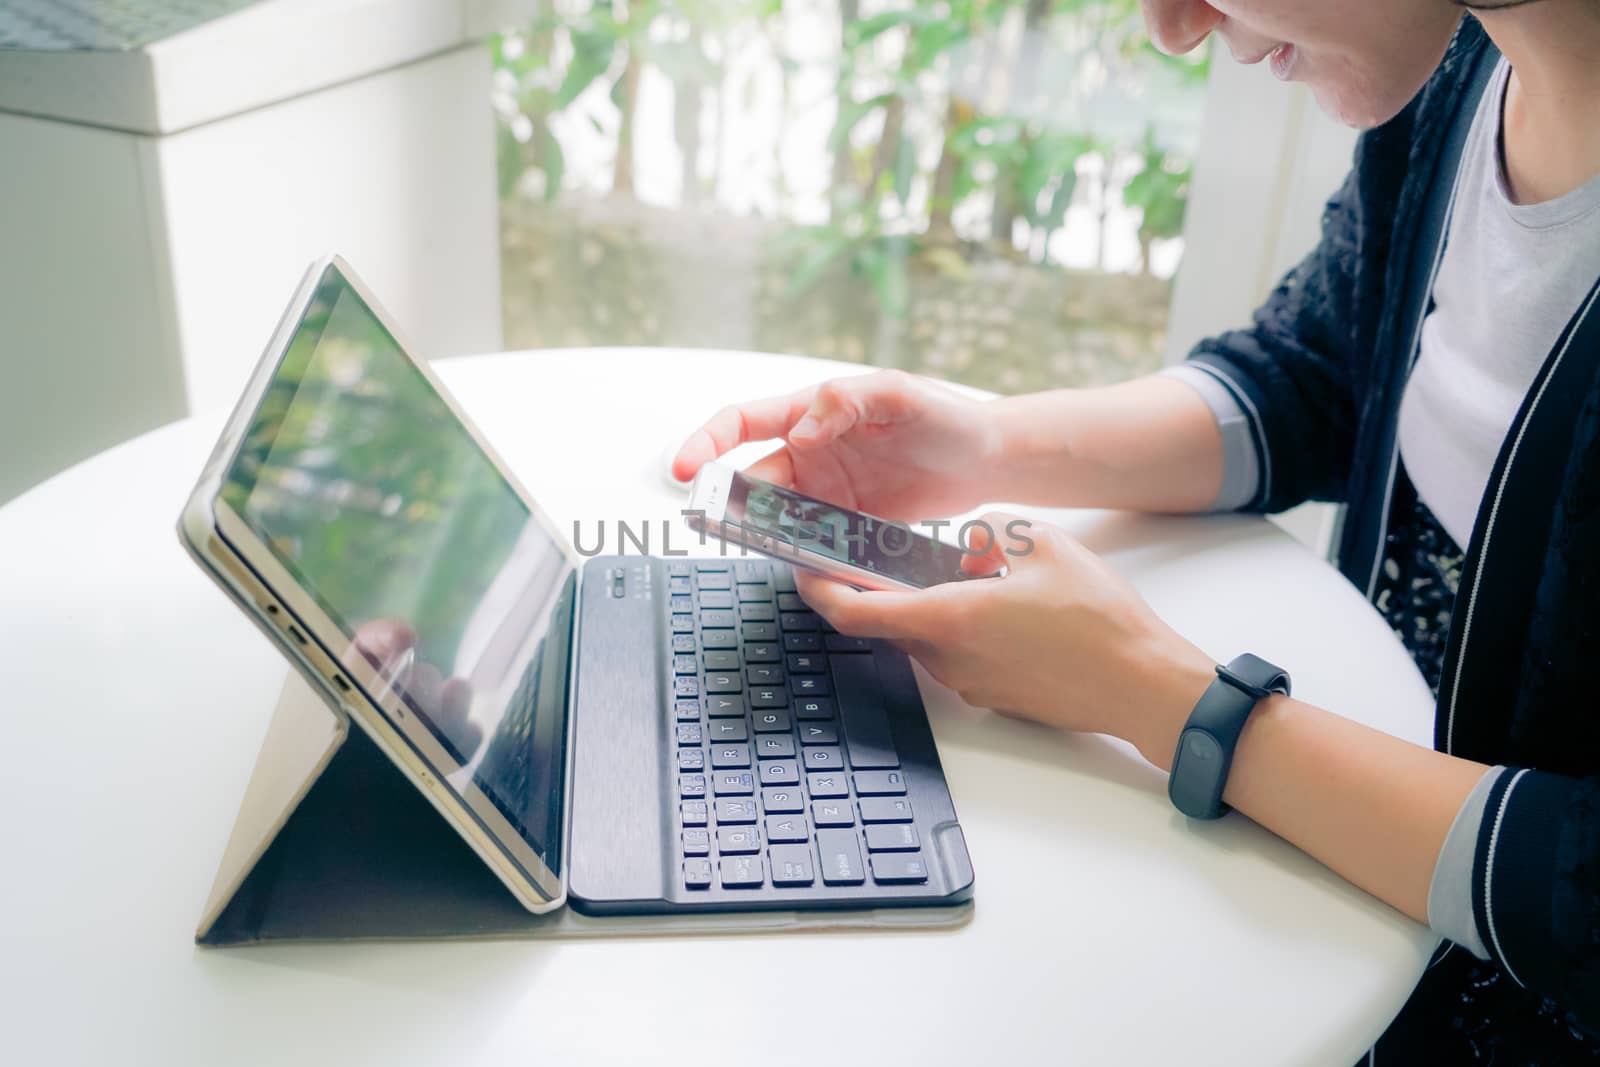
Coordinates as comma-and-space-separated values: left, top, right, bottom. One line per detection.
1128, 644, 1216, 772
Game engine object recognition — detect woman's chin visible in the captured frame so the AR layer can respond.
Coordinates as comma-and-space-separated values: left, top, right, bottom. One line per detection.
1309, 79, 1402, 131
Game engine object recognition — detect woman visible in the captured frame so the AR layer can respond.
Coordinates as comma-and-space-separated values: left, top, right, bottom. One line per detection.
674, 0, 1600, 1057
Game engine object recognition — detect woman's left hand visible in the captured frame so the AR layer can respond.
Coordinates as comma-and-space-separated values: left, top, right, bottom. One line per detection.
794, 513, 1216, 769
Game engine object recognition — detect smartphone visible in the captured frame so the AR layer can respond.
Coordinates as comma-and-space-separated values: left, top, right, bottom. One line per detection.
685, 464, 993, 591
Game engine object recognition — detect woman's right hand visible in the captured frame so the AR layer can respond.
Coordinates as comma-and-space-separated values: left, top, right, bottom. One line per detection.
670, 369, 1002, 520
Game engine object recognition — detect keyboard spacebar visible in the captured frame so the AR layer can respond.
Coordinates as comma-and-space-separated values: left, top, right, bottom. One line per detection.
829, 654, 900, 769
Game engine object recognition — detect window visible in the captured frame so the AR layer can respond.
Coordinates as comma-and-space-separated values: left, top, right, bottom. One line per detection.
492, 0, 1209, 394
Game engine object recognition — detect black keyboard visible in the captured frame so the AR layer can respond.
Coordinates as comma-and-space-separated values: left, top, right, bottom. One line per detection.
666, 558, 932, 893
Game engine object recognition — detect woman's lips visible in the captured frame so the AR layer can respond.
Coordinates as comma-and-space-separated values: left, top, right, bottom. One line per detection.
1270, 43, 1298, 81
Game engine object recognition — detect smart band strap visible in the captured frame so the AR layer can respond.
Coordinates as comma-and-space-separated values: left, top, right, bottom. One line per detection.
1167, 653, 1291, 820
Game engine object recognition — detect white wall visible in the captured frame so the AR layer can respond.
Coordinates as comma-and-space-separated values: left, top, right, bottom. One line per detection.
155, 44, 503, 412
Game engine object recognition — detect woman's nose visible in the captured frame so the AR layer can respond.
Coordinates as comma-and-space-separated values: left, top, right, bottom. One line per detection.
1141, 0, 1224, 56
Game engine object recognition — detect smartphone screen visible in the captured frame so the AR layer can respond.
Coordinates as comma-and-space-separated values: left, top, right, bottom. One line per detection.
722, 471, 973, 588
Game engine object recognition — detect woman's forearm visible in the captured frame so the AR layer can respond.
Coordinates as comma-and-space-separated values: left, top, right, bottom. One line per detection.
1138, 693, 1490, 924
986, 375, 1227, 513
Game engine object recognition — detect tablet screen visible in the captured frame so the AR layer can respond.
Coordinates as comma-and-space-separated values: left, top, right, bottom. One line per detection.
219, 265, 572, 873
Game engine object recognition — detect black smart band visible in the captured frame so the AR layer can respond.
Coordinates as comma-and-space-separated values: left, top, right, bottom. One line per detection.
1168, 653, 1291, 820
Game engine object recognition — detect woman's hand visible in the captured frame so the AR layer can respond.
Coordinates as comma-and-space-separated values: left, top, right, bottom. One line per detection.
671, 369, 1003, 520
793, 513, 1216, 767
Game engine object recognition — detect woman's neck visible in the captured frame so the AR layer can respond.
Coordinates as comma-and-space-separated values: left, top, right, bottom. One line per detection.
1477, 1, 1600, 205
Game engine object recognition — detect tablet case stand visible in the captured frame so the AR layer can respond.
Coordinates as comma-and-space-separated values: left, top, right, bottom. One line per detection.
197, 671, 973, 945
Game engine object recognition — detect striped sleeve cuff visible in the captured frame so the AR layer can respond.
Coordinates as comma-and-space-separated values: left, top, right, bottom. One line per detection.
1427, 765, 1503, 959
1473, 767, 1584, 993
1159, 364, 1262, 511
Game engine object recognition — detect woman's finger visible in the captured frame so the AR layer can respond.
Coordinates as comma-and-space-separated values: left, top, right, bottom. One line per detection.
671, 391, 812, 481
793, 569, 933, 641
742, 446, 796, 488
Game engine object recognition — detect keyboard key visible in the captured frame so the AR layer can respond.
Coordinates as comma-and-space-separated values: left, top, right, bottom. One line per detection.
677, 749, 705, 771
746, 665, 784, 686
744, 642, 781, 663
859, 797, 914, 823
758, 761, 800, 786
674, 699, 700, 722
704, 672, 742, 694
800, 723, 839, 745
742, 622, 778, 642
803, 746, 843, 771
680, 774, 707, 799
717, 826, 761, 854
853, 770, 907, 796
790, 675, 830, 697
671, 615, 694, 633
669, 576, 692, 595
783, 633, 823, 653
682, 829, 710, 856
701, 629, 737, 649
698, 590, 734, 609
672, 634, 696, 654
750, 687, 788, 709
697, 571, 732, 589
681, 800, 709, 826
709, 719, 749, 742
714, 771, 756, 796
703, 650, 740, 671
773, 568, 797, 592
684, 858, 713, 888
795, 697, 835, 720
755, 735, 796, 759
870, 852, 929, 884
696, 560, 731, 572
738, 584, 773, 603
812, 800, 853, 827
786, 653, 823, 673
721, 854, 764, 888
780, 612, 819, 631
763, 787, 804, 814
673, 676, 701, 698
735, 561, 770, 583
831, 655, 901, 769
765, 815, 808, 844
705, 695, 746, 718
865, 824, 920, 852
776, 593, 808, 613
700, 609, 736, 629
817, 829, 865, 885
753, 709, 793, 732
669, 561, 693, 577
677, 724, 703, 746
739, 602, 777, 622
712, 744, 751, 769
671, 595, 694, 614
673, 654, 698, 675
825, 634, 873, 653
807, 772, 847, 798
769, 844, 815, 886
715, 798, 758, 823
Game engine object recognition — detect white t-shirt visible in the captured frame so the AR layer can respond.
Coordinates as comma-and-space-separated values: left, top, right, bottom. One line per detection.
1399, 57, 1600, 547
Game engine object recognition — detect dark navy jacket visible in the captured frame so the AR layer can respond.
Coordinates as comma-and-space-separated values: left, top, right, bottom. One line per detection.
1182, 18, 1600, 1026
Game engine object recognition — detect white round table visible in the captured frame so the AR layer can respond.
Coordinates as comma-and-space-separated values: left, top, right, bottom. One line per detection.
0, 348, 1436, 1066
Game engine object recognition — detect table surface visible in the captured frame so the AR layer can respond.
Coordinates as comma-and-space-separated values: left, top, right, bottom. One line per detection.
0, 348, 1437, 1066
